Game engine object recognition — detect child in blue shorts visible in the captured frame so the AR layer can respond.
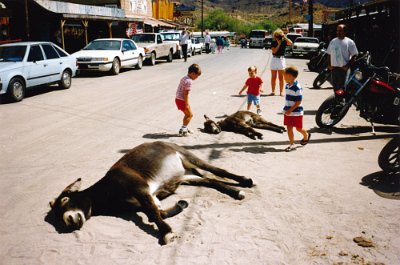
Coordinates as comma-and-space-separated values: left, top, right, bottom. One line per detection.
239, 66, 264, 115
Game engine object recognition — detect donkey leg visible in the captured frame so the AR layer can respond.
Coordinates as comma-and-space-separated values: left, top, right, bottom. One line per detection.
136, 192, 176, 244
235, 124, 263, 140
192, 162, 253, 188
253, 123, 285, 133
159, 200, 189, 219
181, 176, 245, 200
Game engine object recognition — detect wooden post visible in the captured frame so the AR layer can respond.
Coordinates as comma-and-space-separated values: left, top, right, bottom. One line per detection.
289, 0, 292, 24
60, 19, 66, 49
82, 20, 89, 45
107, 21, 113, 38
24, 0, 30, 40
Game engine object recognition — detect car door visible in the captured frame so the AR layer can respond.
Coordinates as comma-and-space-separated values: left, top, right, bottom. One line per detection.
25, 44, 51, 87
121, 40, 137, 67
156, 34, 166, 57
41, 43, 62, 83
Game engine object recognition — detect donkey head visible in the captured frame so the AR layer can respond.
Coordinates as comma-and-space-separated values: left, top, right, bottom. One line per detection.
49, 178, 92, 231
203, 115, 221, 134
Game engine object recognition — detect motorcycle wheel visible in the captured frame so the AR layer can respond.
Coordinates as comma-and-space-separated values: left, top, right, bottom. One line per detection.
315, 95, 350, 128
308, 58, 317, 72
313, 71, 330, 89
378, 137, 400, 173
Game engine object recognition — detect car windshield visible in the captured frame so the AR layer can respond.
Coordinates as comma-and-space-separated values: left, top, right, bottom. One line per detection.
295, 38, 319, 44
250, 31, 266, 38
131, 34, 155, 43
84, 40, 121, 50
160, 33, 180, 41
0, 45, 27, 62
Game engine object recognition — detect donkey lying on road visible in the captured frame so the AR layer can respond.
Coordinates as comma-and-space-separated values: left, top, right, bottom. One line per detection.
203, 111, 286, 140
49, 141, 253, 244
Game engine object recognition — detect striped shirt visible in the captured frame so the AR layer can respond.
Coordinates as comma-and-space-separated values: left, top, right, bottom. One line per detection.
176, 75, 192, 101
283, 80, 304, 116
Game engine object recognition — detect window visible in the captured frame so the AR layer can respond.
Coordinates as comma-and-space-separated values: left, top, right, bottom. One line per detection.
27, 45, 44, 62
157, 35, 162, 44
0, 46, 26, 62
122, 40, 135, 51
53, 45, 69, 57
42, 44, 60, 59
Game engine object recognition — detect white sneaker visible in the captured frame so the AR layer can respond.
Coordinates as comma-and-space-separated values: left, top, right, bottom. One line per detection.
257, 109, 262, 115
179, 127, 188, 136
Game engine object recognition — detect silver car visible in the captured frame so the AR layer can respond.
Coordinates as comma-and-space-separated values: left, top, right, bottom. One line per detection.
0, 41, 77, 102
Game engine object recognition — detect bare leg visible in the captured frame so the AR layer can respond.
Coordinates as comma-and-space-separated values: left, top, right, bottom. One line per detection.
287, 125, 294, 145
296, 127, 308, 141
183, 106, 193, 126
271, 70, 277, 95
278, 70, 284, 96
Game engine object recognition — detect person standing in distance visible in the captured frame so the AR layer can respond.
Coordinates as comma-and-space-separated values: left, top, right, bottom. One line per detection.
326, 24, 358, 93
204, 31, 211, 54
180, 29, 190, 62
270, 29, 292, 96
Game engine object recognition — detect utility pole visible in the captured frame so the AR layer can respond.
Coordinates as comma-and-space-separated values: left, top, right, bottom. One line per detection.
288, 0, 292, 24
201, 0, 204, 37
308, 0, 314, 37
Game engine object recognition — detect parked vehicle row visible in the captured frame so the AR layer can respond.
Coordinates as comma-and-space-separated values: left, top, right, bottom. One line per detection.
0, 32, 209, 102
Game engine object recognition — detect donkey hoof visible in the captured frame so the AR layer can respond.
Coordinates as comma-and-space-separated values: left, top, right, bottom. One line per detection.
177, 200, 189, 209
163, 232, 177, 244
258, 135, 264, 140
237, 191, 245, 200
243, 178, 254, 188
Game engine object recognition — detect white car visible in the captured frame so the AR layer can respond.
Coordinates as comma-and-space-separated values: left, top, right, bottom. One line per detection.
73, 38, 145, 75
0, 41, 77, 102
191, 38, 203, 55
292, 37, 320, 57
159, 31, 193, 59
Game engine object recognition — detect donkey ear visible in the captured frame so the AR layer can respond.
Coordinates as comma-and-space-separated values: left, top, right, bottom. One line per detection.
49, 199, 55, 208
63, 178, 82, 193
204, 115, 210, 120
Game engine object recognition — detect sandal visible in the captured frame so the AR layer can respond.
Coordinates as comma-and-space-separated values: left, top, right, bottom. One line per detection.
300, 132, 311, 146
285, 145, 295, 152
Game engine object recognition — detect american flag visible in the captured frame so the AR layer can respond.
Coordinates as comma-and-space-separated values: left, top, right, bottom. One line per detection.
126, 23, 143, 37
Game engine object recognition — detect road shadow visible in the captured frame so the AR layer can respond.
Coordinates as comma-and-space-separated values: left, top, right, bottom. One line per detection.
0, 84, 62, 104
360, 171, 400, 200
308, 86, 333, 90
309, 125, 400, 135
230, 145, 285, 154
142, 132, 181, 139
304, 110, 318, 115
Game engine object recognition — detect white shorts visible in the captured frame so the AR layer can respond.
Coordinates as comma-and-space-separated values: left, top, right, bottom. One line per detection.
270, 57, 286, 70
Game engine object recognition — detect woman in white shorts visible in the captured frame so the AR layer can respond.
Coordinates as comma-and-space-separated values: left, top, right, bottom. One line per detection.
270, 29, 292, 96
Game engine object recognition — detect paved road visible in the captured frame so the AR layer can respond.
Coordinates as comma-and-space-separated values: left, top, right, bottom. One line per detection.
0, 47, 399, 264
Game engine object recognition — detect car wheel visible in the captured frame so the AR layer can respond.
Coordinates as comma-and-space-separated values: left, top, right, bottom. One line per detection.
147, 52, 156, 66
135, 55, 143, 69
110, 57, 120, 75
7, 77, 25, 102
166, 50, 173, 62
59, 70, 72, 89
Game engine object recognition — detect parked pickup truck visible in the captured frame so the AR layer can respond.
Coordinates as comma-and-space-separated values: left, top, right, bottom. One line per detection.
131, 33, 176, 65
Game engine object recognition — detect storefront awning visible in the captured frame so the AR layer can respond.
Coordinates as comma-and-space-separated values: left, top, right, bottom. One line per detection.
140, 17, 176, 28
33, 0, 143, 22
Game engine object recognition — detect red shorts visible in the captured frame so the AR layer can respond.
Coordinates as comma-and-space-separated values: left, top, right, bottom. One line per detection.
284, 115, 303, 128
175, 98, 186, 111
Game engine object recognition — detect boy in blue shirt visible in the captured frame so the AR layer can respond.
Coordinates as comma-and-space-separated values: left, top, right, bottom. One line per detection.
283, 66, 311, 152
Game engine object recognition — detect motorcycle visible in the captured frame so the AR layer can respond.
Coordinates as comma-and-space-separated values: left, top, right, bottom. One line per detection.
378, 136, 400, 174
313, 68, 332, 89
307, 42, 328, 73
315, 52, 400, 131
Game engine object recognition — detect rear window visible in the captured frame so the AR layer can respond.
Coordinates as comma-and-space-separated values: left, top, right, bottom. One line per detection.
160, 33, 180, 41
132, 34, 154, 43
54, 45, 69, 57
286, 34, 302, 42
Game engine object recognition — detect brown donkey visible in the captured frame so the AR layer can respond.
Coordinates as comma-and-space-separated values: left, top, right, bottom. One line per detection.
203, 111, 286, 140
49, 141, 253, 244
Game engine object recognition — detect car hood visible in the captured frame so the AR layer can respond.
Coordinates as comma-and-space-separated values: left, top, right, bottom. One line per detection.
294, 43, 319, 48
73, 50, 120, 58
0, 62, 23, 72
